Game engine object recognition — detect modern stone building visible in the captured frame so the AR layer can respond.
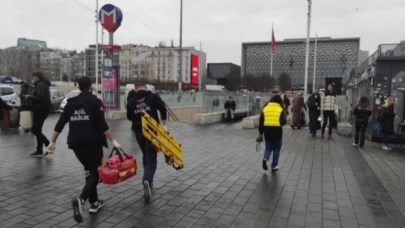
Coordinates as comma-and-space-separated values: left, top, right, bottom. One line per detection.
241, 37, 360, 89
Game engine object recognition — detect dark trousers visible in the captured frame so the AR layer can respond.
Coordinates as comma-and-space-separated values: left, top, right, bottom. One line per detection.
73, 146, 103, 204
354, 120, 368, 147
322, 111, 335, 136
135, 132, 157, 184
32, 111, 49, 152
263, 139, 282, 168
382, 133, 390, 146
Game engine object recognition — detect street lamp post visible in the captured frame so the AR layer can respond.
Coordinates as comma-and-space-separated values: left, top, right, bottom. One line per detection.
95, 0, 99, 92
304, 0, 312, 95
178, 0, 183, 101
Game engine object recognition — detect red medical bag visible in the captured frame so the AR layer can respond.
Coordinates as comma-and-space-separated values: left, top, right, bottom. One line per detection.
98, 147, 137, 185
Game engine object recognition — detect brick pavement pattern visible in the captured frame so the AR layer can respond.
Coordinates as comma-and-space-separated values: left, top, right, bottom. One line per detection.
1, 114, 405, 228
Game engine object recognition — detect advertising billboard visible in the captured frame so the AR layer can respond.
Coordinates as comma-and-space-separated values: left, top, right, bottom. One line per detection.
102, 66, 119, 108
191, 54, 199, 85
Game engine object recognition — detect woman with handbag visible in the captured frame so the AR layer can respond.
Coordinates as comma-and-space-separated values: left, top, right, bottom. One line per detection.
308, 92, 321, 138
19, 82, 34, 132
321, 84, 337, 139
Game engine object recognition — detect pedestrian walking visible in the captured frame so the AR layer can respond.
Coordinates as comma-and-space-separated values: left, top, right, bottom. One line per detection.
279, 90, 291, 116
321, 84, 337, 139
377, 96, 395, 150
19, 82, 34, 132
291, 93, 306, 129
257, 95, 287, 171
126, 80, 168, 202
46, 76, 121, 223
353, 96, 372, 148
308, 92, 321, 137
24, 71, 51, 156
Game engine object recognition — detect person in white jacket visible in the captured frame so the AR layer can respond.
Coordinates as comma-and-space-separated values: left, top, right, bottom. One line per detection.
321, 84, 337, 139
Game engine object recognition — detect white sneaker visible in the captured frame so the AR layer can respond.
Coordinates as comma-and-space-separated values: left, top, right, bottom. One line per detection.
272, 166, 279, 171
353, 143, 359, 147
143, 181, 151, 202
381, 145, 392, 151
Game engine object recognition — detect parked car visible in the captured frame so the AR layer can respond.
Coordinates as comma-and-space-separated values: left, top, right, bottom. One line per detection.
60, 90, 80, 111
0, 76, 14, 84
50, 89, 65, 112
0, 84, 17, 104
11, 77, 23, 84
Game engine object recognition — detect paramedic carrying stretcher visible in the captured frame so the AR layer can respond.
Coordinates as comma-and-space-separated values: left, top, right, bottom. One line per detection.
126, 81, 168, 202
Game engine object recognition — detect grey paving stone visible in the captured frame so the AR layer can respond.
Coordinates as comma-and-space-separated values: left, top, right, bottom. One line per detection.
2, 118, 405, 227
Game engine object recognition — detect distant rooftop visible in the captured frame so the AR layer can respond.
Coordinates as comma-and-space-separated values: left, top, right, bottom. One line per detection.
17, 38, 47, 49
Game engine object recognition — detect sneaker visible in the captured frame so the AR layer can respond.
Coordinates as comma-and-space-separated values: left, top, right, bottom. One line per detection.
72, 197, 84, 223
290, 125, 296, 130
89, 200, 104, 213
272, 166, 279, 171
143, 181, 152, 202
353, 143, 359, 147
262, 160, 268, 170
381, 145, 392, 151
30, 151, 43, 156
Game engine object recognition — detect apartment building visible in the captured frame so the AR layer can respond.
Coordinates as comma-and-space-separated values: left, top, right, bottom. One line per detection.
119, 44, 207, 84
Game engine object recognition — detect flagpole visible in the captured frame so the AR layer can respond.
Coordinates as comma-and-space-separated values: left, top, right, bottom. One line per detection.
312, 34, 318, 93
270, 22, 273, 76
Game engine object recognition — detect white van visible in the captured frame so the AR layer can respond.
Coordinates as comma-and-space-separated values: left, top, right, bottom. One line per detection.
0, 84, 17, 104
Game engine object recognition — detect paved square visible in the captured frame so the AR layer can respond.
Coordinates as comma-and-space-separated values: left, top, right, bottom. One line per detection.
1, 114, 405, 228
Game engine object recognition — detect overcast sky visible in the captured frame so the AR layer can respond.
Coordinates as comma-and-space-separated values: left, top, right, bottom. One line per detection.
1, 0, 404, 65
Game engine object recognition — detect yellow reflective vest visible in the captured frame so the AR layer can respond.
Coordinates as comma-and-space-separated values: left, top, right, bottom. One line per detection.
262, 102, 283, 127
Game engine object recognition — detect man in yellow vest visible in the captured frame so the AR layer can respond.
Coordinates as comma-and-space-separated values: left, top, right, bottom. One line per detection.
257, 95, 287, 171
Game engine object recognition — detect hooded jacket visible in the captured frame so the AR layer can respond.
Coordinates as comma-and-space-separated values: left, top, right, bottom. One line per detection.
29, 77, 51, 111
54, 91, 109, 149
126, 90, 167, 132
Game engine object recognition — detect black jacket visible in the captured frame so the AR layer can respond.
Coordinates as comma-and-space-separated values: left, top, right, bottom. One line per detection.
0, 97, 12, 121
353, 105, 372, 122
224, 100, 236, 111
308, 95, 321, 118
127, 90, 167, 132
127, 89, 136, 103
19, 83, 34, 111
54, 91, 109, 149
259, 103, 287, 141
378, 105, 395, 135
29, 77, 51, 112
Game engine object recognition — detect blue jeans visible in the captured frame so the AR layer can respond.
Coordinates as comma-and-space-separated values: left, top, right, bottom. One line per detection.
263, 139, 282, 168
135, 132, 157, 184
224, 109, 234, 119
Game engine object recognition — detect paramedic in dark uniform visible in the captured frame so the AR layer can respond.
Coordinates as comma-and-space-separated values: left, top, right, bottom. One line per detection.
126, 81, 167, 202
46, 76, 121, 223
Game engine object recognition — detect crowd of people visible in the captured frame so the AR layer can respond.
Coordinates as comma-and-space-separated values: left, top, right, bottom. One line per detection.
0, 72, 399, 223
256, 84, 397, 172
0, 72, 169, 223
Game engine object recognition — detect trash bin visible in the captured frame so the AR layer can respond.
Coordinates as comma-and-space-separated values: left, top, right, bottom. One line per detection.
0, 108, 19, 130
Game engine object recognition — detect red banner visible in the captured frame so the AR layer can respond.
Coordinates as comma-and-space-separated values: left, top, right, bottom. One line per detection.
191, 55, 199, 85
100, 45, 122, 51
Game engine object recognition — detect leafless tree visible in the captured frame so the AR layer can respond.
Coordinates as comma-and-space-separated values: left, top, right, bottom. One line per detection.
278, 72, 292, 91
0, 48, 24, 78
